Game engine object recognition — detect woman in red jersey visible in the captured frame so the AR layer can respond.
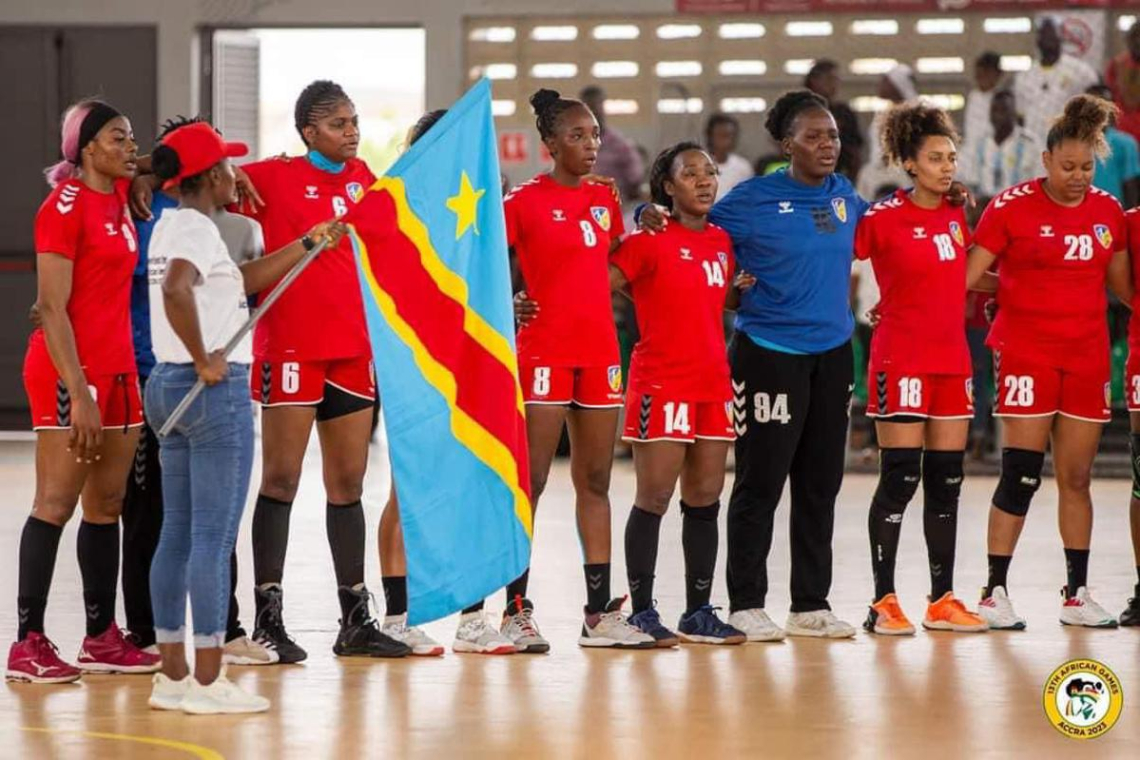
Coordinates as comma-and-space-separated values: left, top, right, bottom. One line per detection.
230, 80, 406, 661
856, 103, 988, 636
7, 100, 160, 683
506, 88, 653, 649
613, 142, 752, 647
1122, 208, 1140, 627
967, 95, 1133, 630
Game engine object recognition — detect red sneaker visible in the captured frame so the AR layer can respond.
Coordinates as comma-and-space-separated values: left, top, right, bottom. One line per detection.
76, 621, 161, 674
6, 632, 82, 684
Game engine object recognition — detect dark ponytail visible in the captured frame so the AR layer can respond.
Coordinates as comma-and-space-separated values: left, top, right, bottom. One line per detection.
529, 88, 584, 140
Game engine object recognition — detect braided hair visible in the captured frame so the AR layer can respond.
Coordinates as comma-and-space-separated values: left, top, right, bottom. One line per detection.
765, 90, 831, 142
529, 88, 588, 141
294, 80, 353, 144
880, 102, 959, 170
1046, 94, 1116, 158
649, 141, 706, 211
409, 109, 447, 146
152, 115, 214, 193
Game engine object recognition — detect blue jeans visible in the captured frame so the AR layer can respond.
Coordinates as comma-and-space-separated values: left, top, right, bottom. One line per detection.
145, 363, 253, 649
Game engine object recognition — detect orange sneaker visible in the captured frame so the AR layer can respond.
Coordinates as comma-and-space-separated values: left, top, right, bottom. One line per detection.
863, 593, 915, 635
923, 592, 989, 632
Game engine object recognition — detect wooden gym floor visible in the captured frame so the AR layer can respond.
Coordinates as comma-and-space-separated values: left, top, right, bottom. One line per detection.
1, 436, 1139, 759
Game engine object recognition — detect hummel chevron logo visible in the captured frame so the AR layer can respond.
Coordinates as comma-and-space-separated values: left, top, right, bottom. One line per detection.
18, 608, 28, 624
694, 579, 711, 591
630, 579, 641, 592
992, 183, 1034, 209
732, 379, 745, 394
56, 185, 79, 215
86, 603, 100, 620
734, 422, 747, 436
587, 574, 604, 590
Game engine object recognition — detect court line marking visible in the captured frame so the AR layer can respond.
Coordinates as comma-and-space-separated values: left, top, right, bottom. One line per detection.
20, 727, 223, 759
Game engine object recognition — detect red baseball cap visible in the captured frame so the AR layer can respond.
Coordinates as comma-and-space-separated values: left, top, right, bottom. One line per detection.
159, 122, 248, 188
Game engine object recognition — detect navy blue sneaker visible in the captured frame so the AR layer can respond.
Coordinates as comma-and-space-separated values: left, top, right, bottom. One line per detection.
628, 605, 680, 648
678, 605, 747, 645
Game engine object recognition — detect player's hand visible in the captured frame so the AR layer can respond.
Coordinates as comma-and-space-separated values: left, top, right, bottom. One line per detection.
946, 180, 975, 209
235, 166, 265, 213
68, 388, 103, 464
308, 220, 347, 249
733, 270, 756, 291
129, 174, 160, 221
867, 303, 882, 328
638, 204, 670, 234
28, 302, 42, 328
514, 290, 539, 326
584, 173, 620, 201
984, 298, 998, 324
195, 350, 229, 386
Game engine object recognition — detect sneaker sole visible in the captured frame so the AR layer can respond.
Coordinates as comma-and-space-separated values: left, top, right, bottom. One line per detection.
77, 662, 161, 674
865, 624, 915, 636
785, 626, 857, 639
679, 633, 746, 645
223, 654, 280, 666
181, 699, 270, 715
452, 641, 515, 655
514, 642, 551, 654
410, 646, 446, 657
1120, 617, 1140, 627
922, 620, 988, 633
5, 669, 81, 684
741, 630, 786, 642
1060, 618, 1119, 629
148, 696, 186, 710
333, 646, 411, 658
577, 637, 656, 649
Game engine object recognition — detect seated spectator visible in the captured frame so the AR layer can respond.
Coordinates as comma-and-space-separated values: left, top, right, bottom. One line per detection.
1105, 19, 1140, 145
705, 112, 754, 200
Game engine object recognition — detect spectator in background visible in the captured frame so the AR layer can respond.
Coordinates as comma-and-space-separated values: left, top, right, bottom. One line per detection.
857, 65, 916, 198
1107, 20, 1140, 145
965, 292, 994, 460
957, 90, 1041, 206
579, 85, 644, 201
963, 52, 1004, 145
805, 59, 865, 181
705, 113, 754, 200
1087, 84, 1140, 209
1014, 16, 1099, 141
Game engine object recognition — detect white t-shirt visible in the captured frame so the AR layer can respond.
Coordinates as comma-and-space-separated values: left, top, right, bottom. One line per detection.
958, 126, 1043, 198
1014, 55, 1100, 141
715, 153, 755, 200
148, 208, 252, 365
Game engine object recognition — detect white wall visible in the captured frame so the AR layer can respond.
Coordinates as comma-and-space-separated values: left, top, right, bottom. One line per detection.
0, 0, 672, 118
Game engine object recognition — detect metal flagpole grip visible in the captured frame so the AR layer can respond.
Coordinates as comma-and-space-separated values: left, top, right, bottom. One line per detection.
157, 237, 331, 438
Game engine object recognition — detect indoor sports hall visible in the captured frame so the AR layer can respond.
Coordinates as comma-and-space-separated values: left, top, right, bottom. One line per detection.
1, 1, 1139, 757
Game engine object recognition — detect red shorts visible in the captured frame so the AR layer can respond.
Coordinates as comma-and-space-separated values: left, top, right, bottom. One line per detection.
1127, 349, 1140, 412
621, 392, 734, 443
994, 351, 1110, 423
866, 368, 974, 420
23, 348, 142, 431
252, 356, 376, 406
520, 363, 623, 408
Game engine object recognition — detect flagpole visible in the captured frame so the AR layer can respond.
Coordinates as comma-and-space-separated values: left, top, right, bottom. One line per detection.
157, 237, 331, 438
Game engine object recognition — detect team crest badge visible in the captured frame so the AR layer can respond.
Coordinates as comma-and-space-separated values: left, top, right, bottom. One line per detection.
346, 182, 364, 203
1105, 382, 1112, 408
1094, 224, 1113, 249
607, 366, 623, 394
949, 221, 965, 247
591, 206, 612, 231
831, 198, 848, 223
724, 401, 733, 424
965, 378, 974, 404
717, 251, 728, 269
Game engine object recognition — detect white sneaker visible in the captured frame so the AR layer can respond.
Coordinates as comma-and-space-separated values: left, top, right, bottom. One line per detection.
148, 672, 190, 711
383, 614, 444, 656
453, 611, 516, 655
180, 671, 270, 715
727, 608, 786, 642
578, 598, 656, 649
785, 610, 857, 639
223, 636, 281, 666
1060, 586, 1118, 628
501, 597, 550, 654
978, 586, 1027, 630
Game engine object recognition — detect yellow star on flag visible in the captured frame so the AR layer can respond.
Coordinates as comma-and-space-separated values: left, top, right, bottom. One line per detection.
446, 170, 486, 239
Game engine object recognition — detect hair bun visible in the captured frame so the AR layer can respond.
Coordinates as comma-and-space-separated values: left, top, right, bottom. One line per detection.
151, 144, 182, 182
529, 88, 561, 115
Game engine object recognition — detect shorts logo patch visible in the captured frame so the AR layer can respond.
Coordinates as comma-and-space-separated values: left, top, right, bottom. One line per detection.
55, 379, 71, 427
949, 221, 965, 247
607, 365, 622, 394
1094, 224, 1113, 249
638, 395, 652, 439
346, 182, 365, 203
876, 372, 888, 414
966, 377, 974, 404
591, 206, 611, 232
260, 362, 273, 403
831, 198, 848, 224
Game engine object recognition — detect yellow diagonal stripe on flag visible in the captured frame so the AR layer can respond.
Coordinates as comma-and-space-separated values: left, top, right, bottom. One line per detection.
352, 230, 533, 538
369, 177, 524, 416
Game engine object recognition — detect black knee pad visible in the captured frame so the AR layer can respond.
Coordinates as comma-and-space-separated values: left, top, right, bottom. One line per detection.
922, 450, 964, 517
874, 448, 922, 508
992, 448, 1045, 517
1131, 434, 1140, 500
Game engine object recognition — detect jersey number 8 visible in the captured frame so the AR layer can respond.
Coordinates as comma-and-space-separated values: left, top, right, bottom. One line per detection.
579, 220, 597, 248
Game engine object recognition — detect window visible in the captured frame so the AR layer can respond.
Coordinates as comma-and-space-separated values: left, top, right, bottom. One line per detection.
470, 63, 517, 80
1000, 55, 1033, 72
530, 25, 578, 41
718, 23, 765, 39
850, 58, 898, 76
530, 63, 577, 78
916, 57, 965, 74
850, 20, 898, 36
604, 99, 639, 115
656, 61, 702, 77
851, 96, 891, 113
916, 18, 964, 35
591, 61, 639, 78
491, 100, 516, 116
592, 24, 639, 40
719, 60, 767, 76
983, 18, 1032, 34
784, 59, 815, 76
785, 21, 833, 37
657, 98, 703, 114
469, 27, 516, 43
657, 24, 702, 40
720, 97, 767, 113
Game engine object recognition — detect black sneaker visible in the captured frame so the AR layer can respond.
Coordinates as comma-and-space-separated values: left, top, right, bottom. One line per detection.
1121, 591, 1140, 627
252, 584, 307, 664
333, 586, 411, 658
